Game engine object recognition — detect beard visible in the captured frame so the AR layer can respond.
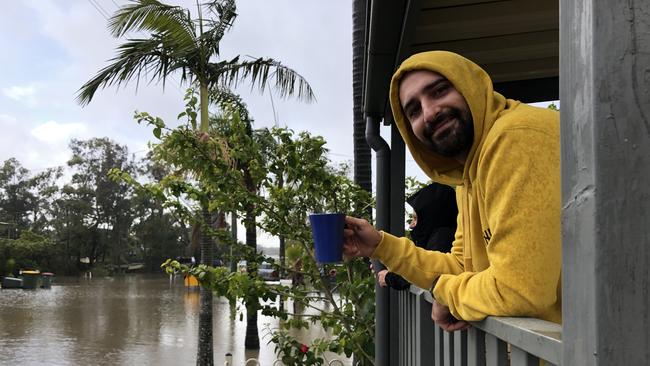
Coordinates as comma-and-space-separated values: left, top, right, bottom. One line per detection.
422, 107, 474, 158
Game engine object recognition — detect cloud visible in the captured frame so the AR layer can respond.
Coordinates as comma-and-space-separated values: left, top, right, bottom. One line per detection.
2, 83, 39, 105
0, 117, 91, 171
30, 120, 89, 143
0, 114, 18, 124
1, 0, 357, 180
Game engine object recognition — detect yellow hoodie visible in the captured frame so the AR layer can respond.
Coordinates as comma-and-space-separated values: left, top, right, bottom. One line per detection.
371, 51, 561, 323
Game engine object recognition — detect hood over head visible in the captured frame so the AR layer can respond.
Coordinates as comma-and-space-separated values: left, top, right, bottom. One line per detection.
389, 51, 510, 186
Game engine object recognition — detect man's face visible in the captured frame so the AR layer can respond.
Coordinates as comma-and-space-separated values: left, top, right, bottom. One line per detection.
399, 70, 473, 158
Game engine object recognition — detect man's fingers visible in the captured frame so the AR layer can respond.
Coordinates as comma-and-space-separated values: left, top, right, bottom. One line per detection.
436, 320, 468, 332
343, 228, 356, 237
445, 321, 470, 332
342, 243, 360, 257
345, 216, 367, 228
438, 321, 453, 332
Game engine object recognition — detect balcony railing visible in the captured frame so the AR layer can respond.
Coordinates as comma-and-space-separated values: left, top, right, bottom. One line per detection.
396, 286, 562, 366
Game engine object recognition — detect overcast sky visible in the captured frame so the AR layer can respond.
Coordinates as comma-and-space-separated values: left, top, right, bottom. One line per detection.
0, 0, 437, 248
1, 1, 558, 247
0, 1, 396, 174
6, 0, 548, 188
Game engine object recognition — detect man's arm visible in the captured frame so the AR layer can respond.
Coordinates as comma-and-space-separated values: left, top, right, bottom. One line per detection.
433, 127, 561, 322
343, 214, 465, 290
371, 211, 465, 290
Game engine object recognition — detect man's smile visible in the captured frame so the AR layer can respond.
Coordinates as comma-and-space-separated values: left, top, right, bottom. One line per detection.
432, 117, 456, 139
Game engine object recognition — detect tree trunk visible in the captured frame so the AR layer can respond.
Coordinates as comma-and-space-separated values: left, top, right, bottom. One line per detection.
196, 204, 214, 366
230, 211, 237, 273
199, 83, 210, 133
243, 170, 260, 350
279, 236, 285, 278
277, 175, 285, 278
352, 0, 372, 217
244, 210, 259, 349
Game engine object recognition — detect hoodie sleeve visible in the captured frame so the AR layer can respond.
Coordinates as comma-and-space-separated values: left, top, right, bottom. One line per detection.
432, 127, 561, 322
371, 211, 466, 290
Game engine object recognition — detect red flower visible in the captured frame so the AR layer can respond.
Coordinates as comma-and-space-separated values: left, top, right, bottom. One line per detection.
300, 344, 309, 354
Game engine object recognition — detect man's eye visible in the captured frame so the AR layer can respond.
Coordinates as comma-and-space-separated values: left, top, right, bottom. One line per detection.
432, 83, 450, 97
406, 107, 420, 120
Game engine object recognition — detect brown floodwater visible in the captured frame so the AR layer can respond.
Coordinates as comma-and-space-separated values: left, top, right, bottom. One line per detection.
0, 274, 351, 365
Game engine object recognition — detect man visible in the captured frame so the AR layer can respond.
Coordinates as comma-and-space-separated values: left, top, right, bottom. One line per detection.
343, 51, 561, 331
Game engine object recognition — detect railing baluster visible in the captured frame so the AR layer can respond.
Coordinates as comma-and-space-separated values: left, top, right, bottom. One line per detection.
412, 296, 417, 366
408, 292, 412, 365
510, 345, 538, 366
467, 327, 486, 366
444, 329, 455, 366
413, 291, 418, 366
405, 286, 561, 365
399, 290, 405, 366
416, 293, 435, 366
406, 291, 410, 366
407, 291, 412, 366
485, 333, 508, 366
435, 324, 444, 366
409, 293, 414, 366
454, 329, 468, 366
404, 291, 409, 366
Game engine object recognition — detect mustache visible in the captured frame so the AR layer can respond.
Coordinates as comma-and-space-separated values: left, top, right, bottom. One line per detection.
424, 108, 462, 135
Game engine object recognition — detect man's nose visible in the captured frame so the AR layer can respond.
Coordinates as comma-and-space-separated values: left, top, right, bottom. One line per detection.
422, 100, 440, 124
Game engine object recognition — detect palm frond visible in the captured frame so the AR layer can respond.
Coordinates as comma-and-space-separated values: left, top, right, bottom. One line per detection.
210, 57, 316, 103
76, 36, 193, 105
209, 86, 250, 122
109, 0, 196, 49
200, 0, 237, 56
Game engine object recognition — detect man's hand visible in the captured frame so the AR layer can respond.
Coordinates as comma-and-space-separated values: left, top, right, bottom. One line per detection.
377, 269, 388, 287
342, 216, 382, 258
431, 300, 471, 332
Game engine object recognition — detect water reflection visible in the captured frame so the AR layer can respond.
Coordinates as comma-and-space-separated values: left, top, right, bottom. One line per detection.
0, 274, 351, 365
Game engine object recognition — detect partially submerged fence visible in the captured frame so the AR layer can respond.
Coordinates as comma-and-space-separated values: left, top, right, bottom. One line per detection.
396, 286, 562, 366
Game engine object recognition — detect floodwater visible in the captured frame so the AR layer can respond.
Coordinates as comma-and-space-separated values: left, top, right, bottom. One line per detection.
0, 274, 351, 366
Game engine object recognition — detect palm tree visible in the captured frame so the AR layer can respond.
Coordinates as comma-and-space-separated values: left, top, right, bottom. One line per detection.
77, 0, 314, 133
77, 0, 314, 362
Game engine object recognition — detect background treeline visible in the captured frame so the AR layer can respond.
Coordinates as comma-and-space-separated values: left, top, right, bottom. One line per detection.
0, 138, 192, 276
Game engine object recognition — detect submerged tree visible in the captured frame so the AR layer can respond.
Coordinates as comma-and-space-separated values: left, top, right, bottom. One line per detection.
159, 122, 377, 364
77, 0, 314, 362
0, 159, 62, 275
65, 138, 137, 272
0, 159, 62, 240
117, 93, 375, 364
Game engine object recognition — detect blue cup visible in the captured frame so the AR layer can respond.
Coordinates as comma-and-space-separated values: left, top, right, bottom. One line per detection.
309, 213, 345, 263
